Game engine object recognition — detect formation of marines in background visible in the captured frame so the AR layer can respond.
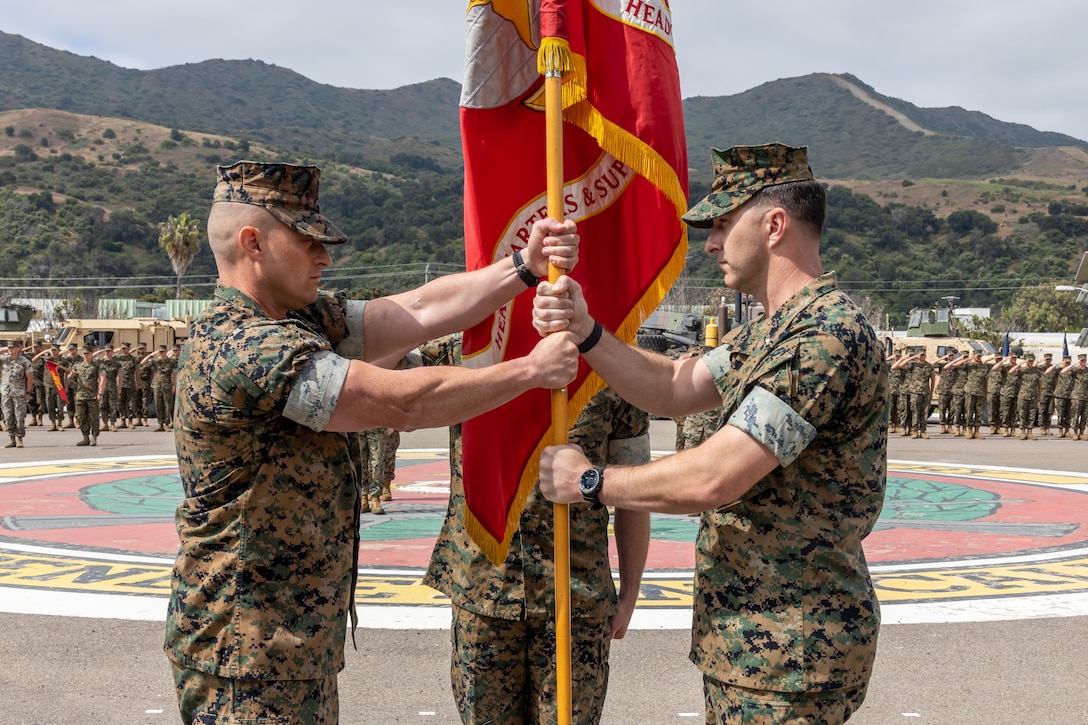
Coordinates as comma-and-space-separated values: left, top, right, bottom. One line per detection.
0, 338, 181, 446
887, 348, 1088, 441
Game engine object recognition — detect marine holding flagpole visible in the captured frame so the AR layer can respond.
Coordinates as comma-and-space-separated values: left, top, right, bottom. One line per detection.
534, 143, 889, 724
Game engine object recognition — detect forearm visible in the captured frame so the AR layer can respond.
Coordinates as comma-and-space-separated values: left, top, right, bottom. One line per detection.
328, 356, 538, 433
547, 425, 779, 514
580, 327, 719, 418
613, 508, 649, 604
360, 260, 529, 362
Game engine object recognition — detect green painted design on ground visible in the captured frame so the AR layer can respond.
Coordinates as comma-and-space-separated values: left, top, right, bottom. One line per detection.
875, 477, 1000, 530
81, 476, 183, 516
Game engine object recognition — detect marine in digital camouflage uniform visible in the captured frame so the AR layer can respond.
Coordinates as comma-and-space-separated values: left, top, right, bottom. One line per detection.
135, 343, 151, 424
994, 354, 1022, 437
886, 350, 902, 434
949, 351, 989, 439
948, 353, 968, 435
67, 345, 103, 446
94, 345, 122, 432
536, 143, 887, 724
0, 340, 34, 447
1036, 352, 1056, 434
1013, 354, 1043, 439
143, 346, 177, 430
61, 343, 80, 427
892, 351, 934, 438
422, 340, 651, 725
1052, 355, 1075, 437
986, 358, 1006, 434
1066, 354, 1088, 439
33, 343, 65, 431
165, 161, 580, 724
29, 342, 46, 426
114, 342, 139, 428
933, 353, 955, 433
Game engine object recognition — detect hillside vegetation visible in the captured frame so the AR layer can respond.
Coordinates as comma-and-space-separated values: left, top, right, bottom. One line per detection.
1, 31, 1087, 329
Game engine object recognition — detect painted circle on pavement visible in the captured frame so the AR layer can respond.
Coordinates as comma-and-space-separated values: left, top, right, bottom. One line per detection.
1, 453, 1087, 626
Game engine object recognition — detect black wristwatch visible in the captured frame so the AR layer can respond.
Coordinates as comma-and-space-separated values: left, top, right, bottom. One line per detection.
578, 466, 605, 509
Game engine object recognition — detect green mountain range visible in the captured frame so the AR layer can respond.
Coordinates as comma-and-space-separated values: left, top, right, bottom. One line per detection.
1, 30, 1087, 328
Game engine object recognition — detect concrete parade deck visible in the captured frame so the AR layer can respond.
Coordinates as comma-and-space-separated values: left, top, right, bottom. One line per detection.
1, 422, 1087, 723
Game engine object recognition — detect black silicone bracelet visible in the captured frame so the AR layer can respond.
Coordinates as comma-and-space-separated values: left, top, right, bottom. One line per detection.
511, 249, 539, 288
577, 321, 604, 354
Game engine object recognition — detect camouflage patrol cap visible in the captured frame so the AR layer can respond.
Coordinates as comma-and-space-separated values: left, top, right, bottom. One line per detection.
120, 342, 130, 349
1025, 352, 1035, 360
213, 161, 348, 244
81, 344, 94, 353
682, 143, 815, 228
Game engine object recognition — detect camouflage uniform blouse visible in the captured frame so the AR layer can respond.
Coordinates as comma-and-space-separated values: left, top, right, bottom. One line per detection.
424, 385, 649, 620
693, 274, 887, 693
0, 353, 33, 397
963, 360, 989, 396
70, 359, 102, 400
115, 352, 138, 389
166, 285, 363, 681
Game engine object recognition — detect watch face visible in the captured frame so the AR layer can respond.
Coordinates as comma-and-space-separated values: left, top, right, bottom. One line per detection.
579, 467, 602, 496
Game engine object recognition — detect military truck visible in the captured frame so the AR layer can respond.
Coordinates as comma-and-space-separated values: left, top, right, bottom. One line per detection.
53, 318, 190, 351
886, 300, 998, 360
887, 299, 999, 418
637, 309, 721, 352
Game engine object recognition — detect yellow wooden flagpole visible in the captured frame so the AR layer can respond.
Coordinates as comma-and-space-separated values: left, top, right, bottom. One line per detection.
540, 21, 573, 725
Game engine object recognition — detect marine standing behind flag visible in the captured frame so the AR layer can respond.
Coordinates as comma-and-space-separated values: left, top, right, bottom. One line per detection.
459, 0, 687, 563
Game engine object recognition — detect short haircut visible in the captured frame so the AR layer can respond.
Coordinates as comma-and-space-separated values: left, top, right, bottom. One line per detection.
747, 180, 826, 236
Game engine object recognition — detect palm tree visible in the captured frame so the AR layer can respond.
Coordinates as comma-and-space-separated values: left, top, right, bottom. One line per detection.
158, 212, 204, 299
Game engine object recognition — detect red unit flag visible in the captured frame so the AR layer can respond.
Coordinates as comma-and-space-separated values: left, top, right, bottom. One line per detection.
460, 0, 688, 562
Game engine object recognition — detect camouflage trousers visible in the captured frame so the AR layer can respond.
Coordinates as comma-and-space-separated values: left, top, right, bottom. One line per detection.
153, 385, 174, 425
450, 605, 611, 725
965, 393, 985, 428
937, 391, 954, 425
1055, 397, 1072, 429
908, 392, 929, 433
1073, 398, 1088, 434
74, 397, 100, 437
991, 393, 1005, 424
119, 386, 138, 419
1038, 394, 1055, 429
171, 661, 338, 725
1000, 395, 1018, 429
100, 387, 119, 424
30, 384, 43, 416
1017, 396, 1039, 428
44, 383, 63, 422
1, 392, 28, 436
362, 428, 387, 497
702, 676, 866, 725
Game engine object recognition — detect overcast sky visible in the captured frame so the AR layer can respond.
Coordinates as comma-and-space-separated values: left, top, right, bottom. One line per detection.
6, 1, 1088, 142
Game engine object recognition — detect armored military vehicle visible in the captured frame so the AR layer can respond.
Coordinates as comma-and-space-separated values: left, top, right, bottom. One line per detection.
637, 308, 721, 352
887, 299, 998, 360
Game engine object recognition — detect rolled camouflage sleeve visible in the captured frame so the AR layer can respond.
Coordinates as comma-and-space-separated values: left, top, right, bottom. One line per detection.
282, 351, 351, 432
727, 385, 815, 467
